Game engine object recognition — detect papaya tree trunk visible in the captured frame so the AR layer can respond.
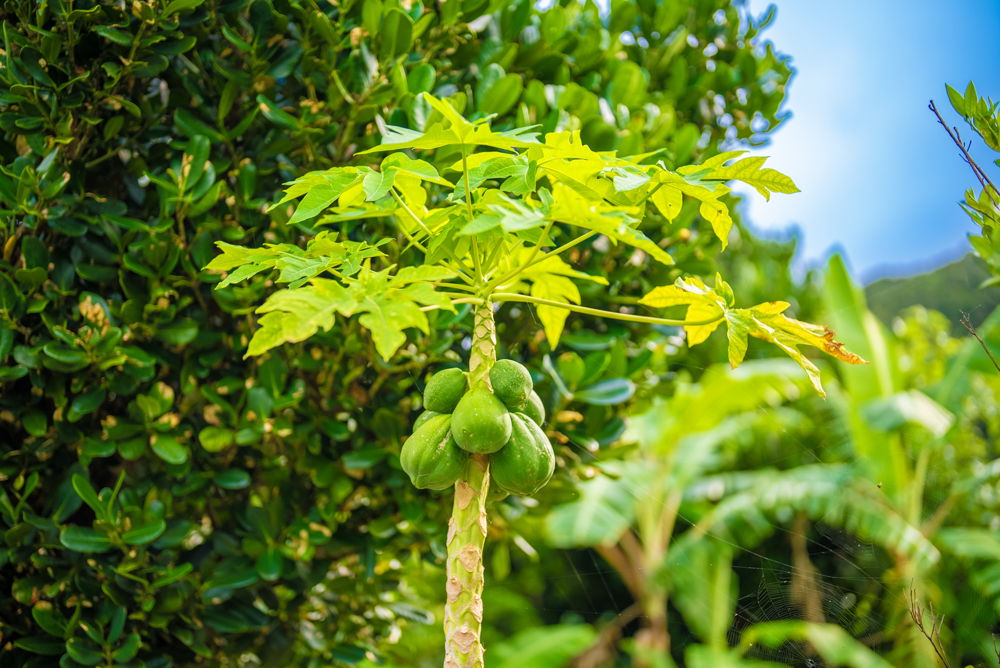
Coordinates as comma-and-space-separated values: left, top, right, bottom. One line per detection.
443, 300, 495, 668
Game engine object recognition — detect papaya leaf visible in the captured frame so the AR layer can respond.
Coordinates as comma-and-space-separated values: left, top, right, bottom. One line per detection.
360, 93, 539, 154
548, 183, 674, 265
640, 276, 866, 398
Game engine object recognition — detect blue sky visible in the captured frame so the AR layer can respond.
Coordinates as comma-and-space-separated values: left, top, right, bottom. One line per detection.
737, 0, 1000, 281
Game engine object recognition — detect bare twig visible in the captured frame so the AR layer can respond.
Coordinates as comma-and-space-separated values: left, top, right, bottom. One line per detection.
929, 100, 1000, 210
993, 633, 1000, 664
960, 311, 1000, 373
906, 580, 952, 668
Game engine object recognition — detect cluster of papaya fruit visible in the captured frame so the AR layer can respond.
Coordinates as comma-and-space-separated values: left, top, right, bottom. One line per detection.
401, 360, 554, 497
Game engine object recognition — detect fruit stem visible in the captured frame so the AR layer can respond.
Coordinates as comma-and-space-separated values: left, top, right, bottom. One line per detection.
443, 300, 495, 668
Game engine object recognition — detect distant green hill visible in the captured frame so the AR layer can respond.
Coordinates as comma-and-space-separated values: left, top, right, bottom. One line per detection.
865, 254, 1000, 330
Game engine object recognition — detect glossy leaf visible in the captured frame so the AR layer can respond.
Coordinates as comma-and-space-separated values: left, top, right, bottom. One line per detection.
60, 526, 113, 553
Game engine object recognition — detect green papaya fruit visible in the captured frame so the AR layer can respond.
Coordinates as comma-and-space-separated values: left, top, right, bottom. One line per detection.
400, 414, 468, 490
516, 390, 545, 427
489, 359, 533, 410
451, 388, 512, 454
490, 413, 555, 496
423, 368, 468, 413
413, 410, 440, 430
486, 476, 509, 503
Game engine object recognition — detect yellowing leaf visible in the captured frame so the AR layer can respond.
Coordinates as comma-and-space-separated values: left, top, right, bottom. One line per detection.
640, 276, 866, 398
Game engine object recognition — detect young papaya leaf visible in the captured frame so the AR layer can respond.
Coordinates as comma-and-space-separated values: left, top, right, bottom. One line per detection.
698, 195, 734, 249
452, 156, 528, 200
529, 275, 580, 349
271, 169, 361, 209
395, 283, 455, 312
458, 213, 502, 236
359, 93, 538, 154
548, 184, 674, 265
362, 167, 398, 201
286, 173, 364, 224
381, 153, 452, 186
649, 184, 683, 222
699, 155, 800, 201
676, 150, 748, 176
489, 199, 547, 232
357, 295, 430, 361
389, 265, 456, 284
249, 280, 358, 356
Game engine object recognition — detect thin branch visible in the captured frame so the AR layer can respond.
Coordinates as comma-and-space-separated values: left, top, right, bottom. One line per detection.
929, 100, 1000, 209
906, 579, 952, 668
960, 310, 1000, 372
492, 292, 725, 327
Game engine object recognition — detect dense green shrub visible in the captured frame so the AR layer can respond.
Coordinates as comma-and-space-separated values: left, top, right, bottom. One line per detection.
0, 0, 793, 666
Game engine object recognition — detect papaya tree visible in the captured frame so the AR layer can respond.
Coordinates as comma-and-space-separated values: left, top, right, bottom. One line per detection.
210, 93, 866, 665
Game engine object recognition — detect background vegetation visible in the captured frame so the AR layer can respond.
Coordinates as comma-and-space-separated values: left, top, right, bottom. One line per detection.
1, 0, 998, 667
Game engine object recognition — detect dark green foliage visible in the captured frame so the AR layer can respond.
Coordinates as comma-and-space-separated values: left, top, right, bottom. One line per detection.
490, 359, 533, 411
490, 413, 554, 496
423, 368, 468, 413
400, 414, 468, 490
451, 389, 513, 454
